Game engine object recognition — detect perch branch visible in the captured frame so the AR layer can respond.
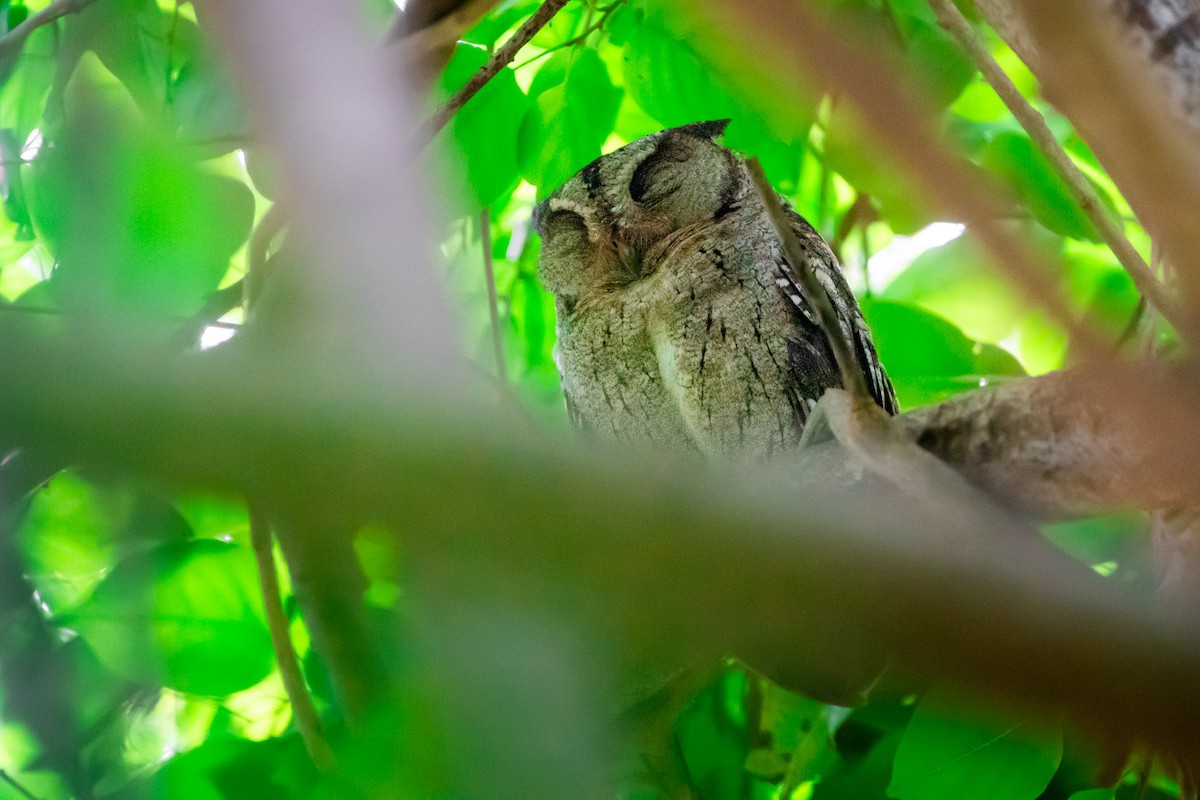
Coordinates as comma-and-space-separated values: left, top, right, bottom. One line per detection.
748, 158, 867, 400
413, 0, 572, 150
248, 504, 335, 772
927, 0, 1189, 339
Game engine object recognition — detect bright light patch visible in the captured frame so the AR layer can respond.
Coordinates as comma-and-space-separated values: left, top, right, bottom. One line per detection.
393, 0, 407, 8
21, 129, 43, 161
867, 221, 965, 295
200, 325, 237, 350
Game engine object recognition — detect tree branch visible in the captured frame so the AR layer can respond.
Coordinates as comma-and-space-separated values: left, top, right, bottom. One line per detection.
1012, 0, 1200, 313
2, 335, 1200, 758
247, 504, 335, 772
413, 0, 572, 150
0, 0, 99, 71
927, 0, 1190, 340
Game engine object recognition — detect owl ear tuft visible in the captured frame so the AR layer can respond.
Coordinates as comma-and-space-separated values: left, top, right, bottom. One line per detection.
677, 119, 731, 142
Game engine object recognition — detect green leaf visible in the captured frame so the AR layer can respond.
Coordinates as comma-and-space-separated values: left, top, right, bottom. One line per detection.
881, 232, 1028, 343
903, 19, 975, 108
622, 10, 738, 128
16, 471, 124, 613
0, 22, 56, 140
862, 299, 1023, 409
170, 30, 246, 154
517, 48, 621, 191
71, 539, 272, 696
437, 44, 527, 210
888, 688, 1062, 800
981, 131, 1099, 241
27, 93, 254, 320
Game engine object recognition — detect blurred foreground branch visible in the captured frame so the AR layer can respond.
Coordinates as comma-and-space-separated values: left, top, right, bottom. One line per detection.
684, 0, 1110, 359
1009, 0, 1200, 310
2, 333, 1200, 757
928, 0, 1187, 337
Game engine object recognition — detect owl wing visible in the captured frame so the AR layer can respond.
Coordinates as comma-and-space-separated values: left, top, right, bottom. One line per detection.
776, 206, 899, 416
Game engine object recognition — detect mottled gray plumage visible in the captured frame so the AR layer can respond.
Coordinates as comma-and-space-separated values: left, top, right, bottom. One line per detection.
533, 120, 896, 462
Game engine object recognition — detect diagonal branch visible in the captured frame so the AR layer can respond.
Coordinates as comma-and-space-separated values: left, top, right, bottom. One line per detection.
0, 0, 99, 70
685, 0, 1112, 361
413, 0, 572, 150
927, 0, 1191, 341
1013, 0, 1200, 314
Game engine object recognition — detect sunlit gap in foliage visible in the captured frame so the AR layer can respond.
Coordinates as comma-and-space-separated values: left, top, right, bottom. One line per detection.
866, 222, 965, 295
200, 326, 237, 349
21, 129, 43, 161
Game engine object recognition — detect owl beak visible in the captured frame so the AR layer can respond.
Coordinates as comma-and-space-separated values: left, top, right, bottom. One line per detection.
616, 237, 642, 279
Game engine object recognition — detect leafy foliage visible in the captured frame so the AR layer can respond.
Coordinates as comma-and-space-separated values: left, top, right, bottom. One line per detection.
0, 0, 1167, 798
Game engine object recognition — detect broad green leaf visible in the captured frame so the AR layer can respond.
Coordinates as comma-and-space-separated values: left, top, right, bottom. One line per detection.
862, 299, 1023, 409
881, 232, 1028, 343
437, 44, 527, 209
981, 131, 1099, 241
17, 471, 121, 612
1041, 512, 1150, 574
153, 734, 316, 800
1067, 790, 1115, 800
27, 88, 254, 320
71, 539, 272, 696
903, 19, 975, 108
888, 689, 1062, 800
170, 29, 246, 153
517, 48, 621, 191
678, 669, 750, 800
0, 22, 55, 140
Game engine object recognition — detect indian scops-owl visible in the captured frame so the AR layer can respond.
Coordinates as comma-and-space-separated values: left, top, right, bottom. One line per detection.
532, 120, 897, 461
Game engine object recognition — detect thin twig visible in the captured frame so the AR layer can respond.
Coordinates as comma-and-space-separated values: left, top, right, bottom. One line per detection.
927, 0, 1188, 338
512, 0, 622, 70
480, 209, 508, 383
0, 770, 42, 800
413, 0, 572, 150
747, 157, 867, 400
248, 504, 336, 773
0, 0, 99, 68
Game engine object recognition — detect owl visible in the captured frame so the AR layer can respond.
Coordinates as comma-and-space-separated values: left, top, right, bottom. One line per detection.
532, 120, 897, 462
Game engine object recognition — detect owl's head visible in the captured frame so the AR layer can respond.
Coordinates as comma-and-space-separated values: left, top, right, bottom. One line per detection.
532, 120, 745, 308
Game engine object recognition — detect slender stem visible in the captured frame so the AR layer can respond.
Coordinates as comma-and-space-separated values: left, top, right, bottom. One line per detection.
248, 504, 335, 773
0, 0, 99, 68
927, 0, 1187, 337
747, 157, 868, 400
480, 209, 508, 383
413, 0, 572, 150
0, 770, 42, 800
